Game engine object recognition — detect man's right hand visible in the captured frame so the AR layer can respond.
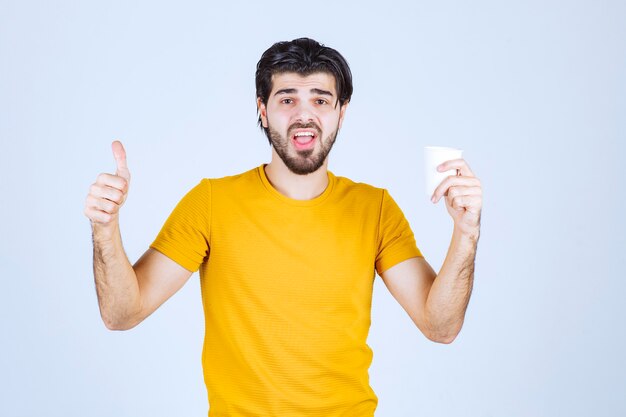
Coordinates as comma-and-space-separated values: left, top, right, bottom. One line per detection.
84, 140, 194, 330
84, 140, 131, 226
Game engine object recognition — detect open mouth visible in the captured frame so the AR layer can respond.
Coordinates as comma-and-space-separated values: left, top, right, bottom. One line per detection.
291, 130, 318, 150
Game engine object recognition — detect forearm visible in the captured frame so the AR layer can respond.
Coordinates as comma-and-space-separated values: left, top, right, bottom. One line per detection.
92, 222, 141, 330
424, 226, 479, 342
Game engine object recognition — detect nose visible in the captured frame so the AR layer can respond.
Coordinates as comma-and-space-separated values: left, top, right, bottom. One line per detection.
294, 102, 314, 123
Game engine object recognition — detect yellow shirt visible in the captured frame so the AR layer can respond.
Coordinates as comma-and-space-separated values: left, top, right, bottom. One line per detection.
151, 165, 423, 417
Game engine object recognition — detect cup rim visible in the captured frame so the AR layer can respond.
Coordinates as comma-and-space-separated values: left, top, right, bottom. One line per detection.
424, 146, 463, 152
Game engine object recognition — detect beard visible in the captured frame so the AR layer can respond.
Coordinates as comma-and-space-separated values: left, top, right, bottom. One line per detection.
268, 121, 340, 175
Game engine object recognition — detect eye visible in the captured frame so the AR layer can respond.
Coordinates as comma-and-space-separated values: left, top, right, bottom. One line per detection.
315, 99, 328, 105
281, 98, 293, 104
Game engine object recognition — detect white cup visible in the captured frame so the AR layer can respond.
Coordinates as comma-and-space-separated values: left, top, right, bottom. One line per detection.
424, 146, 463, 197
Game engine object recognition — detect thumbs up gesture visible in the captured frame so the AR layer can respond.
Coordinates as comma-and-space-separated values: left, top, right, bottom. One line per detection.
84, 141, 131, 226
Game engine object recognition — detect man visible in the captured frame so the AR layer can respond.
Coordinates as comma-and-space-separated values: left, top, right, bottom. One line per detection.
84, 38, 482, 416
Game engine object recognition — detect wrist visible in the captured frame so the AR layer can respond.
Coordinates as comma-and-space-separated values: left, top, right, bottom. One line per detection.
91, 220, 120, 243
453, 224, 480, 242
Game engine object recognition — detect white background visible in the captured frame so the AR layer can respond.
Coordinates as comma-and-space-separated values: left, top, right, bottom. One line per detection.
1, 0, 625, 416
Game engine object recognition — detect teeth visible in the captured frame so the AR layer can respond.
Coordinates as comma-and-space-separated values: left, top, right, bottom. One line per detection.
294, 132, 314, 137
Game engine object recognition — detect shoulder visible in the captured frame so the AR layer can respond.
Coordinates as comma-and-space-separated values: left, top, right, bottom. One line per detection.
332, 172, 386, 198
178, 167, 259, 202
330, 172, 389, 209
197, 166, 267, 204
207, 166, 259, 186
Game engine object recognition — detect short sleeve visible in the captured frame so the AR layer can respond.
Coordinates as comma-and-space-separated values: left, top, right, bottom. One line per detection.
150, 179, 211, 272
375, 189, 423, 275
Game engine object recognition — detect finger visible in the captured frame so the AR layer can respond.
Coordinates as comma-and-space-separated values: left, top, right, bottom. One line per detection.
446, 185, 483, 201
84, 206, 113, 224
432, 176, 481, 203
85, 194, 120, 215
112, 140, 130, 180
89, 183, 125, 204
437, 158, 475, 177
96, 173, 129, 193
450, 194, 482, 215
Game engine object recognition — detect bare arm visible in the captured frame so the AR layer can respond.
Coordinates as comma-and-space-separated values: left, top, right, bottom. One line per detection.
91, 221, 141, 330
92, 228, 192, 330
381, 227, 478, 343
381, 157, 482, 344
86, 141, 193, 330
426, 227, 478, 340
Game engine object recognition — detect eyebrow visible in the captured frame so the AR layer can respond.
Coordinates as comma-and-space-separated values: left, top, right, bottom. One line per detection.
273, 88, 334, 97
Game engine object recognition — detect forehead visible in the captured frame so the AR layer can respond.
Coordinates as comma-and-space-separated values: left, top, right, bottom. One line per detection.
269, 71, 337, 96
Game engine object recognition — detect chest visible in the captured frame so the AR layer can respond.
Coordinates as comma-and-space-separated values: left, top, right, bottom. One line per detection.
204, 196, 380, 307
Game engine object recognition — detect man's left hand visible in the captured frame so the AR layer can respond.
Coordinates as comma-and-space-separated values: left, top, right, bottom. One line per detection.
431, 159, 482, 237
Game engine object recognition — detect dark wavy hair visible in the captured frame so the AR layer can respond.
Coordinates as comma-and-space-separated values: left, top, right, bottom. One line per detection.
255, 38, 353, 144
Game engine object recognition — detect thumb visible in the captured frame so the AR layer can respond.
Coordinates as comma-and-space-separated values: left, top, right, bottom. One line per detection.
112, 140, 130, 180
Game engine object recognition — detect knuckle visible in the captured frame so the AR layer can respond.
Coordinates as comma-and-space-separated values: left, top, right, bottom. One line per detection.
99, 199, 112, 213
106, 200, 119, 213
112, 190, 123, 204
113, 177, 127, 191
86, 209, 101, 222
88, 195, 100, 207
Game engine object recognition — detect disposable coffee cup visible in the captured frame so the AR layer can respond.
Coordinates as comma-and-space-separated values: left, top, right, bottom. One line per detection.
424, 146, 463, 197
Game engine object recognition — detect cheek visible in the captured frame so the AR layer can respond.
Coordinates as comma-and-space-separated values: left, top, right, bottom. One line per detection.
266, 107, 290, 127
323, 113, 342, 130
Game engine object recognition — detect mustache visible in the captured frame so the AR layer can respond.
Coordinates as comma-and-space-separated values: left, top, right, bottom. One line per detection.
288, 122, 321, 135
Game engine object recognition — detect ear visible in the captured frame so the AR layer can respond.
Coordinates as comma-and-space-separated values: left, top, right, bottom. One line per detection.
257, 97, 268, 128
338, 101, 349, 130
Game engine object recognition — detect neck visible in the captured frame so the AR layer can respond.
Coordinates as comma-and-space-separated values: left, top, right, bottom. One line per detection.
264, 149, 330, 200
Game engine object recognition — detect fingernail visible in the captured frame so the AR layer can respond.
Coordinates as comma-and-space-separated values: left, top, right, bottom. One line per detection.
431, 196, 436, 203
